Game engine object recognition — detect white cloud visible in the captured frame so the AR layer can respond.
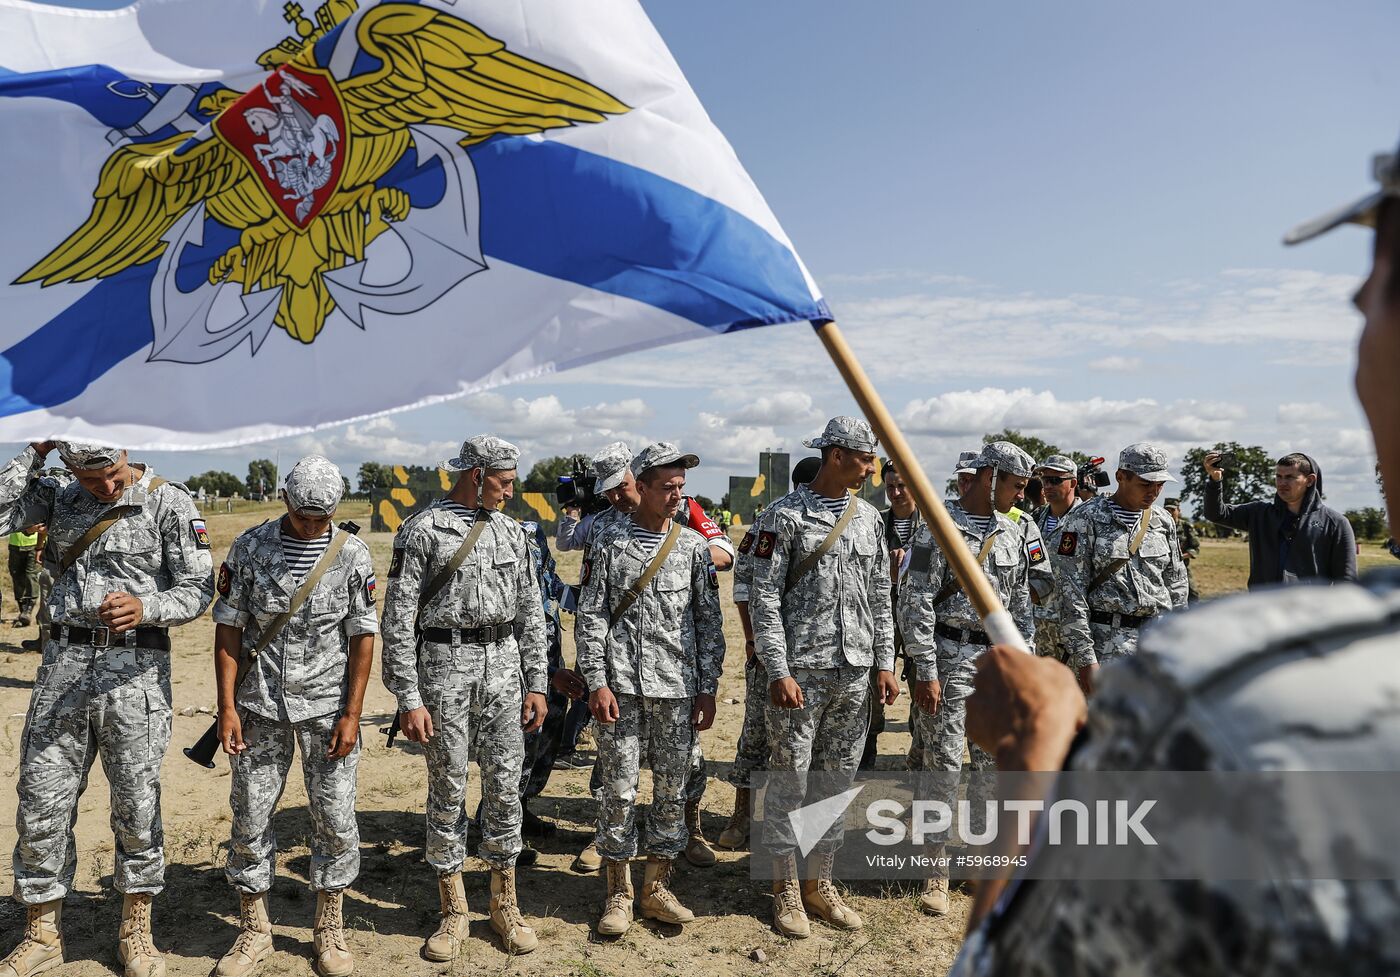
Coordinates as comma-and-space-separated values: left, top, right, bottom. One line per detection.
1277, 402, 1341, 425
728, 391, 822, 427
457, 393, 650, 462
1087, 355, 1143, 371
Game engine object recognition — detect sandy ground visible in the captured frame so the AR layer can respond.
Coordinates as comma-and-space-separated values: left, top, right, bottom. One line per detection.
0, 502, 970, 977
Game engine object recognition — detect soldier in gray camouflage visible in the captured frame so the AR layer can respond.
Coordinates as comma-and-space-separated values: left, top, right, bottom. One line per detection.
748, 417, 899, 938
1030, 455, 1082, 665
574, 442, 726, 937
0, 441, 214, 977
1053, 442, 1188, 694
897, 441, 1037, 916
210, 457, 377, 977
381, 436, 549, 958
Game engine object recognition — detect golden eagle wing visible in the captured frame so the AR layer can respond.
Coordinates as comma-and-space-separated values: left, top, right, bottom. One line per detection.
18, 134, 246, 285
338, 5, 629, 145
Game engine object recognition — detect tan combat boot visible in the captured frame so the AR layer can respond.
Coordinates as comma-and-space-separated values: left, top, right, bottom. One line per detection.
488, 868, 538, 954
313, 890, 353, 976
682, 798, 717, 867
800, 851, 862, 931
0, 899, 63, 977
770, 855, 810, 939
716, 787, 751, 850
117, 893, 165, 977
215, 892, 274, 977
423, 873, 469, 962
919, 844, 949, 916
639, 856, 695, 924
571, 838, 603, 874
595, 858, 634, 937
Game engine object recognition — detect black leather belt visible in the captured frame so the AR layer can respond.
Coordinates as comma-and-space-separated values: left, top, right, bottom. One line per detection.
935, 622, 990, 646
49, 624, 170, 650
1089, 610, 1150, 629
422, 623, 513, 644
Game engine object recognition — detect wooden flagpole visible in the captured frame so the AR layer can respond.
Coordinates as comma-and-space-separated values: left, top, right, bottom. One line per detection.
812, 319, 1030, 652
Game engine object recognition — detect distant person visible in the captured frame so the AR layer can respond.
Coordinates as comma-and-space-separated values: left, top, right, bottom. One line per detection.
1164, 498, 1201, 603
8, 524, 39, 625
1203, 451, 1356, 587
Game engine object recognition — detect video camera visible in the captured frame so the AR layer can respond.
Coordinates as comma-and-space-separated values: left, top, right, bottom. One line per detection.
556, 456, 611, 515
1077, 456, 1112, 493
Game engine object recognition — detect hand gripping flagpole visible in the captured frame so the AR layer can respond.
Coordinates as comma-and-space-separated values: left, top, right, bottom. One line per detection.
811, 319, 1031, 652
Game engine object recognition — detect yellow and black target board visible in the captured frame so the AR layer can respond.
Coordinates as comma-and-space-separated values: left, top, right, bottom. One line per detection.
369, 465, 561, 534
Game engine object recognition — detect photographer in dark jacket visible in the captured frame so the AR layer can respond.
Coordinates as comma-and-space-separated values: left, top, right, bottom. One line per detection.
1203, 451, 1356, 587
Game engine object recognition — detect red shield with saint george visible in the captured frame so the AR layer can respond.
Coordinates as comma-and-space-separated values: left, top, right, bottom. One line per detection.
214, 65, 346, 230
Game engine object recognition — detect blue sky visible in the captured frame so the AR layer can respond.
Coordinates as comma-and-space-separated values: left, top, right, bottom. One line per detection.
19, 0, 1398, 511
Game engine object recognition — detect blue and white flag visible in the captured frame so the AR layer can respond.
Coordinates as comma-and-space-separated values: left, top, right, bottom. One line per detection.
0, 0, 827, 447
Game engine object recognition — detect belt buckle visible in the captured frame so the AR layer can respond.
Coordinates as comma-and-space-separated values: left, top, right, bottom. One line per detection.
90, 626, 110, 648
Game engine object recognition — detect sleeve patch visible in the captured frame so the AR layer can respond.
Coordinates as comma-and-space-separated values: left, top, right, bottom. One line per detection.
365, 575, 377, 602
910, 545, 932, 573
190, 519, 211, 550
706, 564, 719, 590
738, 531, 755, 555
1058, 532, 1078, 556
217, 562, 231, 597
581, 557, 592, 586
1028, 540, 1046, 564
388, 547, 405, 579
754, 530, 777, 559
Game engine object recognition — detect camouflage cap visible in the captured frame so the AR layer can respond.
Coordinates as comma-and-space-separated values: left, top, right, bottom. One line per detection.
589, 441, 633, 492
802, 415, 878, 453
954, 451, 980, 475
283, 454, 343, 516
1036, 454, 1078, 475
975, 441, 1035, 478
1118, 441, 1176, 483
441, 435, 520, 473
1164, 497, 1182, 509
55, 441, 124, 470
631, 442, 700, 478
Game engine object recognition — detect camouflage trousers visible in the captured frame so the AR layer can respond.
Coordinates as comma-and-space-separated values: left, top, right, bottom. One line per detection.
1033, 616, 1070, 665
421, 653, 525, 872
594, 694, 695, 861
909, 641, 996, 867
588, 722, 707, 803
226, 711, 360, 894
1071, 620, 1143, 672
726, 655, 770, 788
761, 665, 870, 857
13, 641, 172, 904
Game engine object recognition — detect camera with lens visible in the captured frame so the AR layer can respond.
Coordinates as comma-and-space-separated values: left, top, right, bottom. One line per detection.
1077, 456, 1112, 493
556, 456, 611, 515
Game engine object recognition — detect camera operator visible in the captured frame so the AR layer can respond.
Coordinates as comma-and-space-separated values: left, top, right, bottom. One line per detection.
1075, 456, 1110, 502
1203, 450, 1356, 587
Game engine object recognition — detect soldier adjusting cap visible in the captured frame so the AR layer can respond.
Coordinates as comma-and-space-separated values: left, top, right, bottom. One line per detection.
55, 441, 124, 470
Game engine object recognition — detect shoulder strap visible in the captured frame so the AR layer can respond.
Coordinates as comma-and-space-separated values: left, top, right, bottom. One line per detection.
932, 527, 1001, 607
59, 476, 168, 574
1086, 508, 1153, 594
787, 497, 856, 590
609, 520, 682, 628
420, 509, 490, 611
250, 527, 352, 658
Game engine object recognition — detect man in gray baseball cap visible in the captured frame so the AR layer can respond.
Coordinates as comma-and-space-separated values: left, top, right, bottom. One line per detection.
1116, 442, 1175, 484
556, 441, 641, 555
441, 435, 520, 474
802, 415, 879, 454
1031, 454, 1083, 665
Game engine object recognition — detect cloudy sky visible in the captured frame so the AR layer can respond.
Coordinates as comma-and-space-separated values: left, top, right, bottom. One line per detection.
28, 0, 1397, 512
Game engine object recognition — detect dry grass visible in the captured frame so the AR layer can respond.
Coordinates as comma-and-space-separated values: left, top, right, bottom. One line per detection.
0, 505, 1380, 975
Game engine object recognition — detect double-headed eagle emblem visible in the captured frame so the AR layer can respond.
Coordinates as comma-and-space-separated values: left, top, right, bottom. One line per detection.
16, 1, 628, 358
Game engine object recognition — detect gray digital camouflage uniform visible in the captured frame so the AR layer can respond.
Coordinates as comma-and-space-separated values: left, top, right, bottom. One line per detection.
575, 519, 725, 860
727, 530, 769, 788
382, 503, 547, 872
1053, 495, 1189, 672
2, 445, 214, 904
748, 484, 894, 856
951, 575, 1400, 977
212, 519, 378, 894
1031, 499, 1081, 664
897, 502, 1034, 841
